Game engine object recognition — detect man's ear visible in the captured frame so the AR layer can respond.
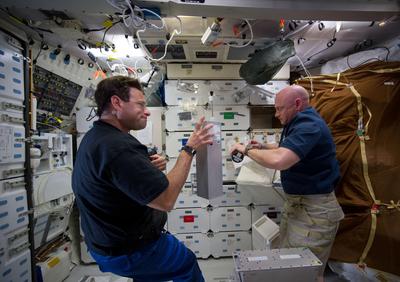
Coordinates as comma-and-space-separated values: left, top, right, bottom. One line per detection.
110, 95, 122, 111
295, 97, 301, 108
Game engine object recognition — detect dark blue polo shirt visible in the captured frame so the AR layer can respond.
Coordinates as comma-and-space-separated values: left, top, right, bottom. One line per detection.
279, 107, 340, 195
72, 120, 169, 255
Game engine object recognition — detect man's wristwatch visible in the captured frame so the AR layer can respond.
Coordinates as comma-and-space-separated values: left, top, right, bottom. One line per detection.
181, 145, 196, 156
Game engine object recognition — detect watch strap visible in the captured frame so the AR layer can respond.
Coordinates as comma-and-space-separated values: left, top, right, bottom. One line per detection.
181, 145, 196, 156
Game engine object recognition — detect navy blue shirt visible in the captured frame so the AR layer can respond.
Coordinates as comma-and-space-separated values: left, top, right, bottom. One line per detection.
279, 107, 340, 195
72, 120, 169, 255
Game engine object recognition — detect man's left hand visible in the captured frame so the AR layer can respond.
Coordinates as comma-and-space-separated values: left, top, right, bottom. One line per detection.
229, 143, 246, 155
150, 154, 167, 171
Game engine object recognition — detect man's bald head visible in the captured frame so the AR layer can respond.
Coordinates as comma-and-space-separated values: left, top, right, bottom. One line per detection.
274, 85, 310, 125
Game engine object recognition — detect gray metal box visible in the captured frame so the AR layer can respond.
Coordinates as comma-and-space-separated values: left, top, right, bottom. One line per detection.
196, 121, 223, 199
233, 248, 322, 282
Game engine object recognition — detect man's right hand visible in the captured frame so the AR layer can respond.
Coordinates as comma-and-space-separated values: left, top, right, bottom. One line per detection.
186, 116, 214, 150
249, 140, 265, 150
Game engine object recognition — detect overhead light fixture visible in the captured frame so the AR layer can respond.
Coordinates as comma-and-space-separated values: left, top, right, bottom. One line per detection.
378, 21, 386, 27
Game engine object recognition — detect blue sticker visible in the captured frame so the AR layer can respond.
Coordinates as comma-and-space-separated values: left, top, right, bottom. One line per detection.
13, 89, 22, 95
17, 217, 25, 223
12, 67, 21, 73
19, 258, 27, 265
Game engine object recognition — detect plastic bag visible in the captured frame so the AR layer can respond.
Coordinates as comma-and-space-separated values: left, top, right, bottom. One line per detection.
239, 39, 295, 85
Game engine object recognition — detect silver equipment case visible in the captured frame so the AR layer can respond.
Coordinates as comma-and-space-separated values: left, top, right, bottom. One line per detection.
233, 248, 322, 282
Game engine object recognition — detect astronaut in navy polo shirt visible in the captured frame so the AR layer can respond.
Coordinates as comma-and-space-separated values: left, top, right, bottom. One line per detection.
72, 76, 214, 282
230, 85, 344, 282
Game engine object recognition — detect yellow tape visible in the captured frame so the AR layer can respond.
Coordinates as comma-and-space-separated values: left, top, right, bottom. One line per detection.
103, 20, 113, 28
350, 86, 378, 266
47, 256, 60, 268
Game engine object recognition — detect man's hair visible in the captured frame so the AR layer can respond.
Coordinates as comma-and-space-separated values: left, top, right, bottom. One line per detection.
94, 76, 143, 116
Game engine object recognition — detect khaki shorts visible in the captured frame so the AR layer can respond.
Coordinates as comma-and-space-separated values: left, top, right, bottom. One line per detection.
279, 192, 344, 276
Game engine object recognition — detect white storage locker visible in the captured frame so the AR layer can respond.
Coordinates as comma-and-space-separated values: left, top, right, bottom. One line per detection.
167, 208, 210, 234
0, 176, 25, 193
209, 184, 252, 207
222, 156, 239, 181
239, 184, 285, 206
0, 96, 24, 119
0, 124, 25, 165
0, 249, 31, 282
0, 37, 25, 102
0, 226, 29, 267
165, 106, 206, 131
166, 158, 196, 183
175, 233, 211, 259
0, 163, 25, 179
208, 80, 249, 105
251, 205, 282, 225
221, 131, 249, 156
174, 183, 209, 208
249, 81, 289, 105
212, 106, 250, 130
0, 187, 28, 233
210, 231, 252, 258
165, 80, 209, 106
210, 206, 251, 232
165, 131, 192, 157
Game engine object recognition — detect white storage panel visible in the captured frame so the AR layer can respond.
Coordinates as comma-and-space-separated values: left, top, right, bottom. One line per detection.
165, 106, 206, 131
167, 208, 210, 234
209, 184, 252, 207
175, 233, 211, 259
0, 249, 31, 282
165, 80, 209, 106
249, 81, 289, 105
210, 231, 252, 258
0, 124, 25, 165
0, 187, 28, 234
174, 183, 209, 208
208, 80, 249, 105
210, 206, 251, 232
211, 106, 250, 130
0, 37, 25, 101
